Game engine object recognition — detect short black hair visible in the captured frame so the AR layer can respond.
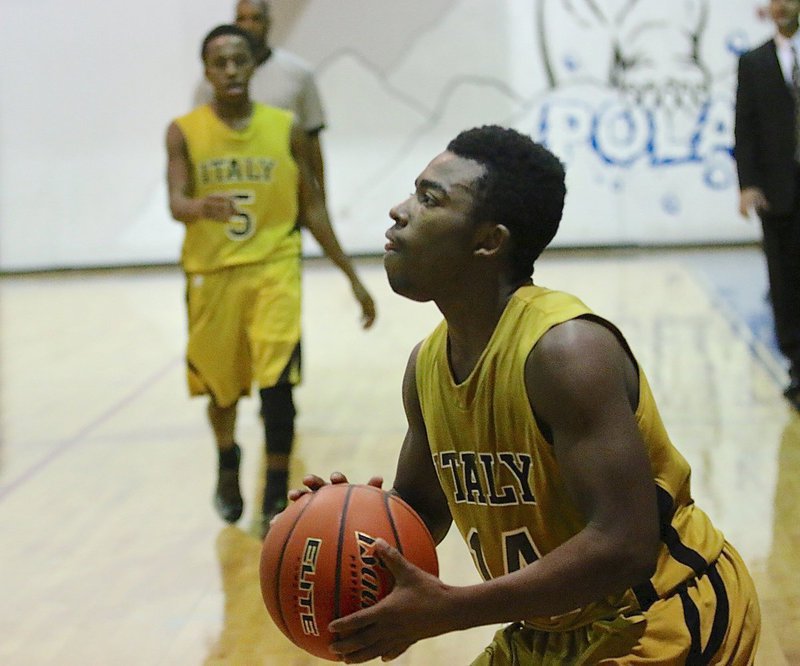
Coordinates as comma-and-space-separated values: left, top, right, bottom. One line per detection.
200, 24, 256, 63
446, 125, 566, 281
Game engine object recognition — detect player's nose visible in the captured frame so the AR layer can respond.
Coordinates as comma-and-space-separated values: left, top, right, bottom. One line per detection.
388, 200, 409, 227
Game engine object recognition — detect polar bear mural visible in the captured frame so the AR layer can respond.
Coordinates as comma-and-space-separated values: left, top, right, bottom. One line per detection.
538, 0, 710, 106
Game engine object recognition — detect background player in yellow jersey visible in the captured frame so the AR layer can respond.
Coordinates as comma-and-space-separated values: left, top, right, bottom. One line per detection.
166, 24, 375, 538
288, 126, 760, 663
193, 1, 330, 201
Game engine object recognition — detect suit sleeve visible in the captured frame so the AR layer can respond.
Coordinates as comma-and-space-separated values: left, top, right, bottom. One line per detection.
734, 54, 759, 191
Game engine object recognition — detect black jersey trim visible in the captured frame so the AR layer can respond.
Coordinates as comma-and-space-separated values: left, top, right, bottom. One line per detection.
632, 580, 659, 611
655, 485, 676, 537
679, 587, 705, 665
664, 524, 709, 576
654, 486, 708, 576
701, 562, 730, 661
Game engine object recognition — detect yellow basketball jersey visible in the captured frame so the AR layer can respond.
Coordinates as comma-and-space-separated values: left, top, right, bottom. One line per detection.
415, 285, 725, 632
174, 103, 300, 273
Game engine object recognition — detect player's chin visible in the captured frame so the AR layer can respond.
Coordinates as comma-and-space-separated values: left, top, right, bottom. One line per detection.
383, 251, 401, 278
385, 268, 429, 303
384, 256, 408, 291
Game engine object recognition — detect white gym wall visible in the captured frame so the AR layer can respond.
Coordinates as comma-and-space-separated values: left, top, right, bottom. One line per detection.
0, 1, 772, 271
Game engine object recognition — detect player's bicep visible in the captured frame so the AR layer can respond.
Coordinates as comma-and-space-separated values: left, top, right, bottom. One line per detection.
166, 122, 193, 200
291, 123, 320, 220
525, 321, 657, 545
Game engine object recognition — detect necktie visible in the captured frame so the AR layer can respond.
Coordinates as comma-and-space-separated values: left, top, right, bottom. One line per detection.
792, 45, 800, 162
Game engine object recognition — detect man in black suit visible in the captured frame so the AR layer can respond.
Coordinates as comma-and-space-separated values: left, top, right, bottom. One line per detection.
735, 0, 800, 409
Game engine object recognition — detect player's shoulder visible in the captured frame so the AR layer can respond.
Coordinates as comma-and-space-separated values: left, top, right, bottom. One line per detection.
252, 101, 295, 122
529, 316, 628, 379
174, 103, 211, 127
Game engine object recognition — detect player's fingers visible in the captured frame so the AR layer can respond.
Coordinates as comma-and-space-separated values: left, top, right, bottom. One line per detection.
366, 476, 384, 489
373, 539, 408, 576
328, 611, 375, 636
328, 624, 393, 663
301, 474, 329, 490
360, 297, 376, 329
738, 201, 748, 218
287, 488, 310, 502
381, 644, 411, 662
329, 471, 350, 484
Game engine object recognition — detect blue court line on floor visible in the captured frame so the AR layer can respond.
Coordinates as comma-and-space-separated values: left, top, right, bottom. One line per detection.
0, 357, 182, 503
680, 249, 786, 386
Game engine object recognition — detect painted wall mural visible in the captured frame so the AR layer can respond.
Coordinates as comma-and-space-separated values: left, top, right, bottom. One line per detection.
309, 0, 771, 254
0, 0, 774, 269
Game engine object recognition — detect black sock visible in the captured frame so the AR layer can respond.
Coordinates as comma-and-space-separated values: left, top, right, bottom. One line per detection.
264, 469, 288, 508
218, 444, 240, 470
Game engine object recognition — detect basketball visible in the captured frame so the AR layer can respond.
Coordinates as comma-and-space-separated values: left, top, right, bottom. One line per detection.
259, 483, 439, 661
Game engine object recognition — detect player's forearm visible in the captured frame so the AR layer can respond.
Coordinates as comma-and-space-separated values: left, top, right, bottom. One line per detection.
451, 525, 656, 629
169, 194, 205, 224
304, 208, 360, 283
389, 487, 452, 545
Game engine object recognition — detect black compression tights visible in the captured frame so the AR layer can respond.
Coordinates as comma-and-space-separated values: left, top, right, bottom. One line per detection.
259, 384, 296, 455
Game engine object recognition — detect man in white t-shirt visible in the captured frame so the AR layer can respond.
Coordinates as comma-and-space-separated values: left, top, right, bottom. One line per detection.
193, 0, 328, 197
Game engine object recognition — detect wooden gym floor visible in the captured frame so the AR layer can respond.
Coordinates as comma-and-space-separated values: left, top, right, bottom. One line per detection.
1, 245, 798, 665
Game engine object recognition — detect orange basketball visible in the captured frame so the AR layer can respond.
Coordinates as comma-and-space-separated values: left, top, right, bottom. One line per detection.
259, 483, 439, 661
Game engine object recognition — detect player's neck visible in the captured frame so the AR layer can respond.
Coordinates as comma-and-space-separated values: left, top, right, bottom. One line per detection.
212, 98, 254, 130
439, 278, 524, 381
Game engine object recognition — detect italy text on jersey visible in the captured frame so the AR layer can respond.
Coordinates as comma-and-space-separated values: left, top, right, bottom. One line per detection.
198, 157, 275, 186
434, 451, 537, 506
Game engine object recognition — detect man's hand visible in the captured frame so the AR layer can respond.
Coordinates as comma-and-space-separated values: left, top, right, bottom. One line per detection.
351, 280, 377, 329
267, 473, 383, 534
286, 472, 384, 503
328, 538, 455, 663
200, 194, 237, 222
739, 187, 768, 219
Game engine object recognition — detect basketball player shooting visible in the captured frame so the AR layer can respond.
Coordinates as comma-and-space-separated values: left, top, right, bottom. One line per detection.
285, 126, 761, 664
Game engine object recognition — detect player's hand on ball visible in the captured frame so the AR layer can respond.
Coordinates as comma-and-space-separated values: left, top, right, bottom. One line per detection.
287, 472, 384, 503
260, 485, 438, 660
327, 538, 454, 664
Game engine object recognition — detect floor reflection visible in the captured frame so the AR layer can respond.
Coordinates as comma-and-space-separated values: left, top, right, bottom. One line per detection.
763, 413, 800, 664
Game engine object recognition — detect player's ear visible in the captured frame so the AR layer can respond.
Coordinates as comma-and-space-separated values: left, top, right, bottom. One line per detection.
474, 223, 510, 258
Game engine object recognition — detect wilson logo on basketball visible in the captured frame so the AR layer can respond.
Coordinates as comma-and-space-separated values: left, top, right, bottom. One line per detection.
297, 537, 322, 636
355, 532, 381, 607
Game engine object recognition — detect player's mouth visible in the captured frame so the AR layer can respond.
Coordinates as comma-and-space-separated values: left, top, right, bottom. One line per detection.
384, 232, 399, 253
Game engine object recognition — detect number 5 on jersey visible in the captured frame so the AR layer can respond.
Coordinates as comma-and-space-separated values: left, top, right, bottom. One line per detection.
226, 191, 255, 241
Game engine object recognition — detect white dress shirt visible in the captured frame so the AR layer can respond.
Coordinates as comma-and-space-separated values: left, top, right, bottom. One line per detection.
774, 30, 800, 85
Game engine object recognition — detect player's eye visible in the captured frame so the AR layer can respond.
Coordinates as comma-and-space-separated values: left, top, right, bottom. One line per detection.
416, 191, 437, 207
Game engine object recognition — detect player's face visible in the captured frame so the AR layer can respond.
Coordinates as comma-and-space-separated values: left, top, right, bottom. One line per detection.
236, 0, 270, 45
204, 36, 255, 102
384, 152, 487, 302
769, 0, 800, 34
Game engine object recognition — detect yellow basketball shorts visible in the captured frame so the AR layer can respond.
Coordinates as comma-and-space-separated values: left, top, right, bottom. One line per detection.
471, 541, 760, 665
184, 257, 302, 408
